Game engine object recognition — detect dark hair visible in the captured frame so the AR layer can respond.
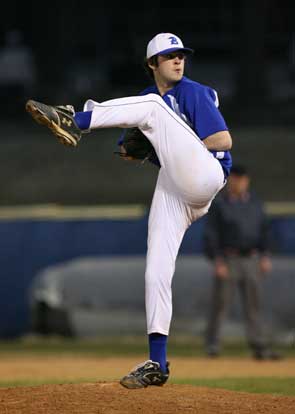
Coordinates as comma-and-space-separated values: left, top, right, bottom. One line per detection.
143, 55, 159, 80
230, 164, 249, 176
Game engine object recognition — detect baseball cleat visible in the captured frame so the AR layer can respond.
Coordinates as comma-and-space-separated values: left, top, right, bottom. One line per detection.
26, 99, 82, 147
119, 360, 170, 389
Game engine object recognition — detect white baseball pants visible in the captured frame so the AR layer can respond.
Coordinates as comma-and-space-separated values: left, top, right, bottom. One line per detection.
84, 93, 225, 335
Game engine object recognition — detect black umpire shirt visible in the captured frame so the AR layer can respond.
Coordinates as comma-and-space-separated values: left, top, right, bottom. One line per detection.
203, 190, 273, 260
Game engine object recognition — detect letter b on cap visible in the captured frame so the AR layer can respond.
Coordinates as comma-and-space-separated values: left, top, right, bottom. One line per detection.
169, 36, 179, 45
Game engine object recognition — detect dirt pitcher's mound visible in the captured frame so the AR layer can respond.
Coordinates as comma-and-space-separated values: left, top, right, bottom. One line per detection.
1, 382, 295, 414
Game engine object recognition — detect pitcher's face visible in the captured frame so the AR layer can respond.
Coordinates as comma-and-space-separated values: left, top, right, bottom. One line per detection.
154, 52, 186, 85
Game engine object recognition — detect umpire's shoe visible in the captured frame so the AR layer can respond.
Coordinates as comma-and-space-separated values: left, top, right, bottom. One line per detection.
120, 360, 170, 389
26, 100, 84, 147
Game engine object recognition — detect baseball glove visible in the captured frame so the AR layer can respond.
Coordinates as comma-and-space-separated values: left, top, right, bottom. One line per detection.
115, 127, 157, 162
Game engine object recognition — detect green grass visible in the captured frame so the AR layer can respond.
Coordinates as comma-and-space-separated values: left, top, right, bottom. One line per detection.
0, 336, 293, 358
174, 377, 295, 396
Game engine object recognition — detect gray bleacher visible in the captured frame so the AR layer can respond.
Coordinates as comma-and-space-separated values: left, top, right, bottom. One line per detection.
28, 254, 295, 342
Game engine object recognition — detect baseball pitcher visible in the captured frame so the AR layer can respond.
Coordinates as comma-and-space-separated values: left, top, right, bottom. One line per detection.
26, 32, 232, 389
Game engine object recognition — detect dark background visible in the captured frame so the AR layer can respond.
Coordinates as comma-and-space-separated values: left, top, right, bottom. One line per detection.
0, 2, 295, 338
1, 1, 295, 205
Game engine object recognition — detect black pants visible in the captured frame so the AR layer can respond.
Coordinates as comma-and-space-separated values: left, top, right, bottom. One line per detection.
205, 254, 267, 351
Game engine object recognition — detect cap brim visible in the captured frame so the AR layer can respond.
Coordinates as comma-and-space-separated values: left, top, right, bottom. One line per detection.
147, 47, 194, 59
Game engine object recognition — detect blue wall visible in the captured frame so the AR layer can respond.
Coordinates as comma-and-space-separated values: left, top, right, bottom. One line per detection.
1, 215, 294, 337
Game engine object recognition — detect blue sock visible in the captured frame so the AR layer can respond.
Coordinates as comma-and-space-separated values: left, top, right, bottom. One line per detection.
149, 333, 168, 373
74, 111, 92, 130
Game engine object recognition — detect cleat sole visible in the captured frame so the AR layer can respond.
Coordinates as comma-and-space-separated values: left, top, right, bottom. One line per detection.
26, 100, 77, 147
119, 378, 147, 389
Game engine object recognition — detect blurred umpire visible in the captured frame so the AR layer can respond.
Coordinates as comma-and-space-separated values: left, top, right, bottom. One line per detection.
203, 164, 281, 360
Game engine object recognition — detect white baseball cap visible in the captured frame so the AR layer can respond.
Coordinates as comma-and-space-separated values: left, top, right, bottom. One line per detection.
146, 32, 194, 59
